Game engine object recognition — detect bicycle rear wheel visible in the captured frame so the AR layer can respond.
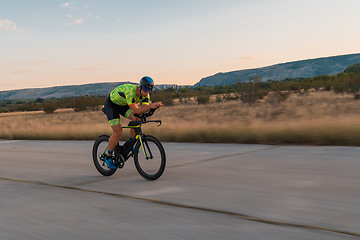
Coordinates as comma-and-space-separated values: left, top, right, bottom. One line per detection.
134, 135, 166, 181
92, 135, 117, 176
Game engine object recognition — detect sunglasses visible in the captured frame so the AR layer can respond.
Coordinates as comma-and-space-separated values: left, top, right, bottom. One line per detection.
142, 86, 152, 93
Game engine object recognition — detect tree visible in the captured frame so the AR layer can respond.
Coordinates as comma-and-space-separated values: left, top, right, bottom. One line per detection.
344, 63, 360, 74
35, 98, 44, 103
239, 75, 262, 105
42, 101, 57, 113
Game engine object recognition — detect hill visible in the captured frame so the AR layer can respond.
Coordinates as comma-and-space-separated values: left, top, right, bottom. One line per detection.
194, 53, 360, 86
0, 82, 178, 100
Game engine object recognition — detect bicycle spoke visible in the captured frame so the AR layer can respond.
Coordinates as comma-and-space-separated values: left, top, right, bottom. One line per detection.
134, 136, 165, 180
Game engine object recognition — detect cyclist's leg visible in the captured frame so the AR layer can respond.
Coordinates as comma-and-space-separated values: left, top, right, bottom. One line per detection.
104, 95, 123, 156
124, 108, 138, 138
108, 124, 122, 155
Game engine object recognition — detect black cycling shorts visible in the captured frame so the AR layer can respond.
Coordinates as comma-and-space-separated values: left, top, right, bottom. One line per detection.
104, 95, 133, 126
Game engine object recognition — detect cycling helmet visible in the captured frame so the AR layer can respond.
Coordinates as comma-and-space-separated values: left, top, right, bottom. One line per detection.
140, 76, 154, 92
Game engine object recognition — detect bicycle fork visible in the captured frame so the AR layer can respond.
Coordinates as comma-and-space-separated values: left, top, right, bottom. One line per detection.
137, 135, 153, 160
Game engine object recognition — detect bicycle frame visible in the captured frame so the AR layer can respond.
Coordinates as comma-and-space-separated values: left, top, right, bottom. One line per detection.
100, 119, 158, 163
120, 111, 161, 160
121, 122, 144, 160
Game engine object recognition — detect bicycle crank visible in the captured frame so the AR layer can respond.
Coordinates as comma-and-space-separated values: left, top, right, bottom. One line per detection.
115, 154, 125, 168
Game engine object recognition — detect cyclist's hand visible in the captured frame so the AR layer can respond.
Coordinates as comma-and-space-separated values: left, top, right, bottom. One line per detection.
150, 101, 163, 109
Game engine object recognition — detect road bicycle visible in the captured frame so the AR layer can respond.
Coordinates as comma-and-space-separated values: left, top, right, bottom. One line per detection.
92, 108, 166, 181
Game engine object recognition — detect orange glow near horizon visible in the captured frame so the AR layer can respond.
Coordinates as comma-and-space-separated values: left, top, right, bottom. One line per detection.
1, 1, 359, 91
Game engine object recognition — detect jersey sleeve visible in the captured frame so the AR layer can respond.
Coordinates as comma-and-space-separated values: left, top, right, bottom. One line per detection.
127, 96, 137, 106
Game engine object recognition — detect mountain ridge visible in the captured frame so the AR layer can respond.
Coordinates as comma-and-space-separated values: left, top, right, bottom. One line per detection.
0, 82, 178, 100
194, 53, 360, 86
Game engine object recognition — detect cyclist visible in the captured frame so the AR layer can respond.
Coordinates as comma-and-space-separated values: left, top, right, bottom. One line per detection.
103, 76, 163, 169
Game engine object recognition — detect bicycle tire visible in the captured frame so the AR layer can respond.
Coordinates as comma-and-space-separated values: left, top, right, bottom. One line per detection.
92, 135, 117, 176
134, 135, 166, 181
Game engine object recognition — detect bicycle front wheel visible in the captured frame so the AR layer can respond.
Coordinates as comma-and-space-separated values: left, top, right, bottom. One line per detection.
134, 135, 166, 181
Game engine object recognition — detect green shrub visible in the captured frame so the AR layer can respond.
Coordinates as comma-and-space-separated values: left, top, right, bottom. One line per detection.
344, 62, 360, 74
151, 91, 175, 106
42, 102, 57, 114
277, 91, 290, 101
196, 95, 210, 104
224, 93, 240, 101
161, 97, 174, 106
324, 85, 332, 91
257, 90, 269, 100
72, 96, 104, 111
16, 103, 41, 112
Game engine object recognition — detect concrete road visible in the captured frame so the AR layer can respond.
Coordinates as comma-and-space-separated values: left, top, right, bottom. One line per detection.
0, 140, 359, 240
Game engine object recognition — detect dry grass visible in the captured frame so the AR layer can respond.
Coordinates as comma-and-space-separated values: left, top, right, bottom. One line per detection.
1, 91, 360, 145
0, 109, 109, 140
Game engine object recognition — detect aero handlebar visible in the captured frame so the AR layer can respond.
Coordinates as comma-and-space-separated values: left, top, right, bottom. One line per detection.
134, 108, 162, 126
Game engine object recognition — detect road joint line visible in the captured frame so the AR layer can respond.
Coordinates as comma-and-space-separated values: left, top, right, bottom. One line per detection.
1, 176, 359, 238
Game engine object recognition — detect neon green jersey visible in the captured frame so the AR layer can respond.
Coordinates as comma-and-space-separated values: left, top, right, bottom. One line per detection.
109, 84, 150, 106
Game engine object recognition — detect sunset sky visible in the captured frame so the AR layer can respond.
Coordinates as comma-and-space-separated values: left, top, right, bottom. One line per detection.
1, 0, 360, 91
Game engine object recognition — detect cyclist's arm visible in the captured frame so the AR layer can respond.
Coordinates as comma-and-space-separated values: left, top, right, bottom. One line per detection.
129, 101, 162, 115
